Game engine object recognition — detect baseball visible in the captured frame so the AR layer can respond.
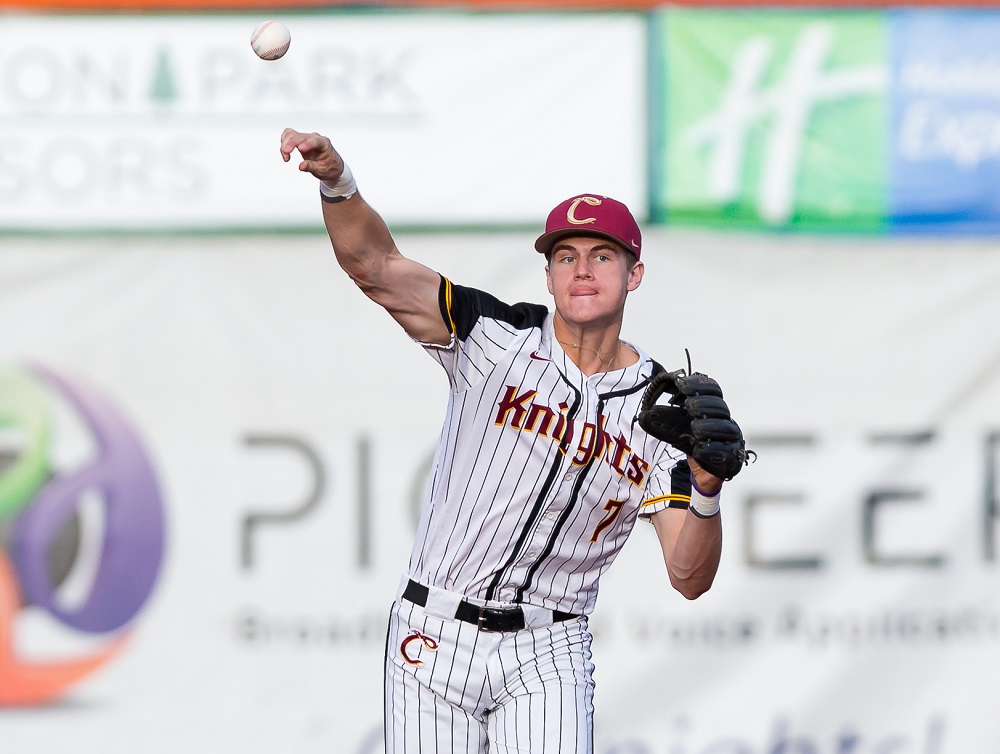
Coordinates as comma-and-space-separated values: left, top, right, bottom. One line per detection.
250, 20, 291, 61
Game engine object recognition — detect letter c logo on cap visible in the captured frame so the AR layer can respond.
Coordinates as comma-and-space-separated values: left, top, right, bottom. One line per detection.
566, 196, 602, 225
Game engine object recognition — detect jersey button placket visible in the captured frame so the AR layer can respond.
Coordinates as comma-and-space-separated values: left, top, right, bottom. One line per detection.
523, 501, 559, 569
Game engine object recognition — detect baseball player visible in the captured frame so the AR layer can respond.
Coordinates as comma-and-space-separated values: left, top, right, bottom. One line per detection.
279, 129, 750, 754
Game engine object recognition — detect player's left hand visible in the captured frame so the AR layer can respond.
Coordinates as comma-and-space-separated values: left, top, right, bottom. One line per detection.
636, 368, 755, 481
688, 457, 723, 495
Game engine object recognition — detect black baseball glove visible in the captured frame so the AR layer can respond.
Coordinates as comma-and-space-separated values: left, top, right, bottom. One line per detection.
636, 368, 754, 481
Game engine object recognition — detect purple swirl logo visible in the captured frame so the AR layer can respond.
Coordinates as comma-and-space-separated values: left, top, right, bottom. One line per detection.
0, 365, 165, 705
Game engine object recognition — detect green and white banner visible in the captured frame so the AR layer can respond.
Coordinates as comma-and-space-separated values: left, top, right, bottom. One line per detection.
0, 13, 647, 231
655, 10, 888, 231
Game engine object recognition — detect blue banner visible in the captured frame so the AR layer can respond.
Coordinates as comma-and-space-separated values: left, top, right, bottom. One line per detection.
889, 10, 1000, 233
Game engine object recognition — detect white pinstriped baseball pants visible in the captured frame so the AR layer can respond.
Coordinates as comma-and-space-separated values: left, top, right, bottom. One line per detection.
384, 597, 595, 754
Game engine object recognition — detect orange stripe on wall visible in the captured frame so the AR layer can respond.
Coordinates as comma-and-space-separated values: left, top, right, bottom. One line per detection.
1, 0, 998, 9
1, 0, 342, 7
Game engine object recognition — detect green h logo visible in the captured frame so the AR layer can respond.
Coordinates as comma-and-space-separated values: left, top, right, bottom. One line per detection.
659, 12, 888, 230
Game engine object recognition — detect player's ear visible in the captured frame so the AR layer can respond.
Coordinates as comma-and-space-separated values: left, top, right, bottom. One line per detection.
627, 260, 644, 292
545, 264, 554, 296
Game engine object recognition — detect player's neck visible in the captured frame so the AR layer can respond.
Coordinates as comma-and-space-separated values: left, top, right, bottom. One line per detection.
552, 315, 636, 376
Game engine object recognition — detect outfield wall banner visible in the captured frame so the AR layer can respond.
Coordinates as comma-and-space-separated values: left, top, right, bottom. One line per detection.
1, 231, 999, 752
889, 10, 1000, 233
0, 13, 646, 232
653, 8, 1000, 234
656, 9, 888, 232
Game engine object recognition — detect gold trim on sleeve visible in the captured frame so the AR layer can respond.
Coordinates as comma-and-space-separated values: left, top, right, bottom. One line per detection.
443, 277, 457, 335
641, 493, 691, 509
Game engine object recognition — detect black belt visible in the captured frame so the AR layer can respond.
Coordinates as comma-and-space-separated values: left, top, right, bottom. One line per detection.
402, 579, 579, 633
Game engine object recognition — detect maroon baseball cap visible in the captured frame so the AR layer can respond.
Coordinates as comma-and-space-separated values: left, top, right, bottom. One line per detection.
534, 194, 642, 261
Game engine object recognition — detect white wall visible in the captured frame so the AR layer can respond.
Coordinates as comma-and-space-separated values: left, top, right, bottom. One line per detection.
1, 228, 998, 752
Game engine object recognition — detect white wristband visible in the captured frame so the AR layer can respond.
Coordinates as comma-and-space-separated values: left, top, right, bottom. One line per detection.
319, 163, 357, 203
689, 473, 721, 518
690, 488, 721, 518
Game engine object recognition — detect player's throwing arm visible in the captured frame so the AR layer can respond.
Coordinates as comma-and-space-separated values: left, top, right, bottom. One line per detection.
278, 129, 448, 346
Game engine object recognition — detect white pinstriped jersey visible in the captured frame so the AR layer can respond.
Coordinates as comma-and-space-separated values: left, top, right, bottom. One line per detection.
407, 278, 692, 617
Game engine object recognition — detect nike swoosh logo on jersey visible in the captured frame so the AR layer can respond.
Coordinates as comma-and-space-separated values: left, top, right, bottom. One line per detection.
529, 350, 549, 361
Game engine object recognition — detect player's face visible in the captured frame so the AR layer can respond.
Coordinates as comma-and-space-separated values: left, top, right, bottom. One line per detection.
544, 237, 644, 329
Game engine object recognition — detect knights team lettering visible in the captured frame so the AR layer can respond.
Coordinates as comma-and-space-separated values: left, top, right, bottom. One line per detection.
494, 385, 649, 486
